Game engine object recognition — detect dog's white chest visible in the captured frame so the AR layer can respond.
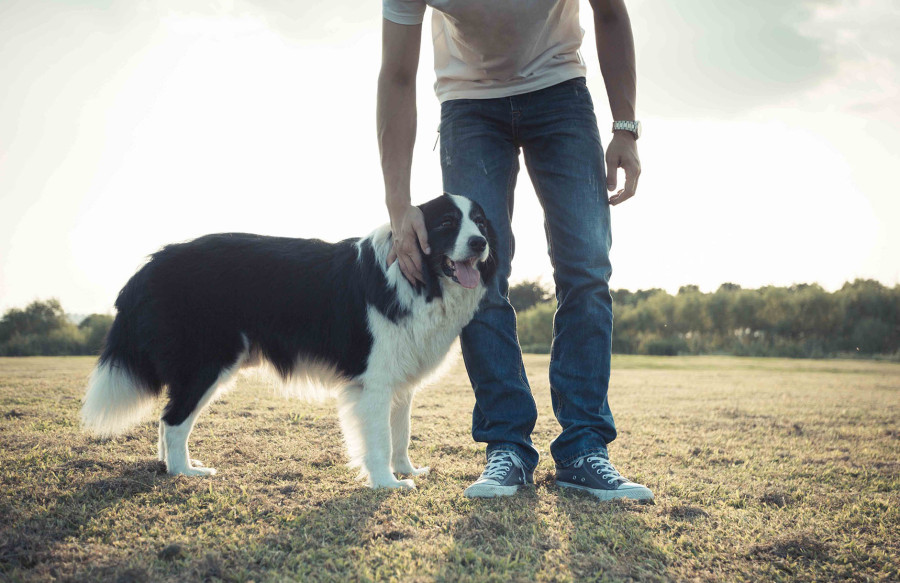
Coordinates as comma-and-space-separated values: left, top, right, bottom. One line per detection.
364, 286, 485, 387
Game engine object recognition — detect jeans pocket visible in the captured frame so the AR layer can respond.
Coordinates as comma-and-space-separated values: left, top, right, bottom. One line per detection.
571, 78, 594, 109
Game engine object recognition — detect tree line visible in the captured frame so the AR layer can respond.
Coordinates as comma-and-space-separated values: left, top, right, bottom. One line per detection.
514, 279, 900, 358
2, 278, 898, 358
0, 299, 112, 356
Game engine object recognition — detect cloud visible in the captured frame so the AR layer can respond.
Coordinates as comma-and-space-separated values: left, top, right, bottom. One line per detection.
629, 0, 898, 118
794, 0, 900, 117
134, 0, 378, 44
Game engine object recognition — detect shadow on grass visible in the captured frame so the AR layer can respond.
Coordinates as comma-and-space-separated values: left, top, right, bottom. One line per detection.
0, 459, 164, 572
438, 486, 546, 579
228, 486, 394, 580
2, 454, 394, 581
437, 478, 670, 581
554, 486, 669, 581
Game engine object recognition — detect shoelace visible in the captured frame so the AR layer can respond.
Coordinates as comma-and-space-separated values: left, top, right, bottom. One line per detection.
574, 455, 628, 485
481, 451, 518, 480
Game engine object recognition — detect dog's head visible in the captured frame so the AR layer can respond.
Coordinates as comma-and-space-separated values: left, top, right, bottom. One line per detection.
416, 193, 497, 298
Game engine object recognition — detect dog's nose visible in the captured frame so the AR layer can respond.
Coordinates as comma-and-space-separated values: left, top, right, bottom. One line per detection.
468, 236, 487, 253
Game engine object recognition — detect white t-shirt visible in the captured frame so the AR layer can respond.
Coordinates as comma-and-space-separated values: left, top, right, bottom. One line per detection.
383, 0, 587, 102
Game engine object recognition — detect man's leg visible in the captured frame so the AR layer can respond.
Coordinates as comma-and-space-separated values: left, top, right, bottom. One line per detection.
516, 78, 616, 465
440, 97, 540, 487
517, 77, 651, 500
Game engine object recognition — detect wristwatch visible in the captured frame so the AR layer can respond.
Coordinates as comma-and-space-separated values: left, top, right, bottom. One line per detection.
612, 120, 642, 140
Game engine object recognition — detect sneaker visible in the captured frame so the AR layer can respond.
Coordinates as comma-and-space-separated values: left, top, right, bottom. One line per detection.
556, 452, 654, 501
464, 450, 534, 498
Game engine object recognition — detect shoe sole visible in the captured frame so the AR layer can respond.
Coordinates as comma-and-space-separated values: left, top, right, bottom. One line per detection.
556, 481, 654, 501
464, 483, 530, 498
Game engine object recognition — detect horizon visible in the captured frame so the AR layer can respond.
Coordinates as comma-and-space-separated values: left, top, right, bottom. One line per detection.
2, 0, 898, 314
15, 276, 897, 322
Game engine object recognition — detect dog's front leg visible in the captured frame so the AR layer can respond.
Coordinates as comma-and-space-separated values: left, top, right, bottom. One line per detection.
391, 388, 429, 477
357, 384, 415, 489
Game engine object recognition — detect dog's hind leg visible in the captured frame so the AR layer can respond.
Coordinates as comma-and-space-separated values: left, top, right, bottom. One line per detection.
163, 409, 215, 476
159, 339, 248, 476
339, 382, 414, 489
161, 360, 241, 477
390, 387, 429, 477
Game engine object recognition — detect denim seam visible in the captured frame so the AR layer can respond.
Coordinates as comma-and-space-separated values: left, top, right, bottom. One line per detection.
529, 173, 556, 274
528, 170, 557, 380
505, 156, 530, 392
504, 146, 519, 264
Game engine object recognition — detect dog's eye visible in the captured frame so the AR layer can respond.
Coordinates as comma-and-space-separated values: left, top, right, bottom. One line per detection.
441, 218, 455, 228
475, 218, 486, 228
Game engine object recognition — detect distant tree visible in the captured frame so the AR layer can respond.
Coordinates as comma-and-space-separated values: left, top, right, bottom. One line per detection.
851, 318, 893, 354
610, 289, 634, 306
0, 299, 68, 343
835, 279, 899, 352
516, 302, 555, 352
674, 289, 707, 334
78, 314, 114, 355
730, 289, 765, 332
508, 279, 552, 312
706, 289, 732, 336
792, 284, 838, 340
0, 299, 87, 356
678, 285, 700, 295
631, 288, 666, 304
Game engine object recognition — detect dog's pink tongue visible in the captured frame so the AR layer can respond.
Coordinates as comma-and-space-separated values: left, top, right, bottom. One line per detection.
455, 261, 481, 289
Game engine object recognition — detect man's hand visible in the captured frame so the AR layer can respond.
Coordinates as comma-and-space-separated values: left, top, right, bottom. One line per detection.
606, 132, 641, 205
387, 204, 431, 286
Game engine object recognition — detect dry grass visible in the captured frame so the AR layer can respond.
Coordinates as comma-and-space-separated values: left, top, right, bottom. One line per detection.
1, 354, 898, 582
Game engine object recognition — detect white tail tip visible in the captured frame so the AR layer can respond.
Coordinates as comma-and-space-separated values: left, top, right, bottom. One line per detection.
81, 362, 155, 437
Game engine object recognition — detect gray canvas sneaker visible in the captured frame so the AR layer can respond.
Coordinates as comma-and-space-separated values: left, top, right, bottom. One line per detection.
556, 452, 654, 501
464, 450, 534, 498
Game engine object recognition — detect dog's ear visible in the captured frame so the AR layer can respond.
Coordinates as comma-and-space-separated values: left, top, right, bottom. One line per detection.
478, 219, 499, 285
417, 239, 443, 302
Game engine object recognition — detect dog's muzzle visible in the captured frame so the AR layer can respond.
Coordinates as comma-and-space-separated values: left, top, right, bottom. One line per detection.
441, 255, 482, 289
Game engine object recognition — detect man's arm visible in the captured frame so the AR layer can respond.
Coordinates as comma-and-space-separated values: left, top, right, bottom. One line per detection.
377, 18, 428, 284
590, 0, 641, 205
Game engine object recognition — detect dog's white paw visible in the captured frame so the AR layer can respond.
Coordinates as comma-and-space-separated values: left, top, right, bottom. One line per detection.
396, 465, 430, 477
370, 477, 416, 490
168, 465, 217, 477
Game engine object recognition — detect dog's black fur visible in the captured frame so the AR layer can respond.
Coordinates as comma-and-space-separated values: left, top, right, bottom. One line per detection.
96, 194, 497, 429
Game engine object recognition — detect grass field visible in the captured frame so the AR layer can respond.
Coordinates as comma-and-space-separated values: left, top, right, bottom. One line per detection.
1, 354, 898, 582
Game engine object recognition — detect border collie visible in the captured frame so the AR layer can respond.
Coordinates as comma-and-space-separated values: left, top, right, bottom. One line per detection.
81, 193, 495, 489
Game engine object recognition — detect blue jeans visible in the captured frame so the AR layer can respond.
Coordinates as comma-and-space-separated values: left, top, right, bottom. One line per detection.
440, 77, 616, 472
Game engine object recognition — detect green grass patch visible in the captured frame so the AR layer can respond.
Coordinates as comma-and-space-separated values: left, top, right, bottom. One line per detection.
1, 355, 898, 581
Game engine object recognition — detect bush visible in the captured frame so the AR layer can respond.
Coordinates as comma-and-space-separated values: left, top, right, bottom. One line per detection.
517, 303, 554, 353
0, 327, 84, 356
0, 299, 113, 356
638, 336, 688, 356
508, 279, 553, 312
79, 314, 114, 355
851, 317, 893, 354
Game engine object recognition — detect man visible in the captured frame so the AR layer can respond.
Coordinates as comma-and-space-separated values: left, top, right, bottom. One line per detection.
377, 0, 652, 501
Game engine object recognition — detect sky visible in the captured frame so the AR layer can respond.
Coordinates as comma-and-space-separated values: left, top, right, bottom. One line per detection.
1, 0, 898, 314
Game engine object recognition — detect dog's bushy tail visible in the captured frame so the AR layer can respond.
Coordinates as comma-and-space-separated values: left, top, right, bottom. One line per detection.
81, 275, 162, 437
81, 358, 155, 437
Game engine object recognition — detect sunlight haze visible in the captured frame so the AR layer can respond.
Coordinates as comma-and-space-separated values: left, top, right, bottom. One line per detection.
1, 0, 898, 314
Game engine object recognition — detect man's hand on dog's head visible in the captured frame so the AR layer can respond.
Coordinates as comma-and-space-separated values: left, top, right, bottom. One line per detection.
387, 204, 431, 286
